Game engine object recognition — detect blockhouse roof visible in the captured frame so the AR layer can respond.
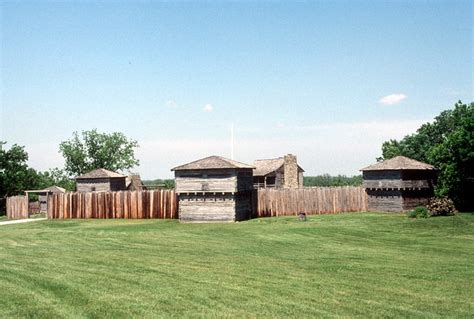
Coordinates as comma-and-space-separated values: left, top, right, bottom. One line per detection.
76, 168, 127, 179
171, 155, 254, 171
360, 156, 436, 171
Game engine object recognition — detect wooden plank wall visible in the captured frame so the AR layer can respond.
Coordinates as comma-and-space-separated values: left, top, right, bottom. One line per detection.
6, 195, 29, 219
253, 187, 368, 217
47, 190, 178, 219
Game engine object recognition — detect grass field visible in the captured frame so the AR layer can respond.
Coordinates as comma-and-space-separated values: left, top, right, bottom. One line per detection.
1, 213, 473, 318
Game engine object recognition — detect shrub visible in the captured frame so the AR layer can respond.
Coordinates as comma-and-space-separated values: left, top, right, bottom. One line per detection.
407, 206, 430, 218
427, 197, 457, 216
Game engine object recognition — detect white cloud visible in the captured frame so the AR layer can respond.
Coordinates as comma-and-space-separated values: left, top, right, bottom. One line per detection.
203, 104, 214, 112
379, 93, 407, 105
165, 100, 177, 108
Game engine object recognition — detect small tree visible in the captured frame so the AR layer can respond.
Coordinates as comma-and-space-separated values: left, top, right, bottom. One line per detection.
59, 130, 139, 177
0, 142, 39, 197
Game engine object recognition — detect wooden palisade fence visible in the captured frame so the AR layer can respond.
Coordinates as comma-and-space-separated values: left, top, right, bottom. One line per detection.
7, 187, 367, 220
253, 186, 368, 217
6, 195, 29, 219
47, 190, 177, 219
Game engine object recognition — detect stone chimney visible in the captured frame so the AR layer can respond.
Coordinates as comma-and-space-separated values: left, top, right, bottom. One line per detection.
283, 154, 298, 188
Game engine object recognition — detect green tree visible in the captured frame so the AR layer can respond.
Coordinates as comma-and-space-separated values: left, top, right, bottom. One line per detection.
37, 168, 76, 191
0, 142, 39, 197
379, 101, 473, 210
59, 130, 139, 177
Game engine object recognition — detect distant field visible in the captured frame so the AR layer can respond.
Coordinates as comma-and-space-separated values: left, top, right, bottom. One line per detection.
0, 213, 473, 318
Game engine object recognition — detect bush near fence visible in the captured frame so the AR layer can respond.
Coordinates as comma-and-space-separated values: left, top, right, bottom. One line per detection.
253, 187, 368, 217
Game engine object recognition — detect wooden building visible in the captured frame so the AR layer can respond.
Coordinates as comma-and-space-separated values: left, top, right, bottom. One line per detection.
75, 168, 127, 192
172, 155, 254, 222
361, 156, 437, 212
253, 154, 304, 189
25, 185, 66, 213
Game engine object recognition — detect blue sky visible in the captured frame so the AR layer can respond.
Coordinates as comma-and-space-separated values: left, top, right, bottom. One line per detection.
1, 1, 472, 178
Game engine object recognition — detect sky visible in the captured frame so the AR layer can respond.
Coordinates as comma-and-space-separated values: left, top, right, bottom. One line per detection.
1, 1, 472, 179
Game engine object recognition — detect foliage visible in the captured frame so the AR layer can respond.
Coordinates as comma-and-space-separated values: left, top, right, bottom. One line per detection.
0, 143, 75, 216
379, 101, 474, 210
304, 174, 362, 187
0, 213, 473, 317
142, 179, 175, 189
427, 197, 457, 216
407, 206, 430, 219
0, 142, 39, 198
36, 168, 76, 191
59, 129, 139, 177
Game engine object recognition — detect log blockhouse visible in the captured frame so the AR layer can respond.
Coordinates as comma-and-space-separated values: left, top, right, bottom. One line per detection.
361, 156, 437, 212
75, 168, 127, 192
172, 156, 254, 222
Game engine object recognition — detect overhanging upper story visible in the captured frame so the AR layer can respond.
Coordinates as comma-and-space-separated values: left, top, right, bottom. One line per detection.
361, 156, 437, 190
171, 155, 254, 194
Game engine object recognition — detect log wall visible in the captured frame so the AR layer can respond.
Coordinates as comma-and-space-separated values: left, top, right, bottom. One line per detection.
76, 177, 127, 192
253, 187, 368, 217
6, 195, 29, 219
7, 187, 369, 221
47, 190, 177, 219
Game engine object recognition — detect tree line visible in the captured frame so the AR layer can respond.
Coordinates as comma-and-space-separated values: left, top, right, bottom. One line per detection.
304, 175, 362, 187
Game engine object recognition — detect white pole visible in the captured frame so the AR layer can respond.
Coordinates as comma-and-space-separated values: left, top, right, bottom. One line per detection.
231, 123, 234, 160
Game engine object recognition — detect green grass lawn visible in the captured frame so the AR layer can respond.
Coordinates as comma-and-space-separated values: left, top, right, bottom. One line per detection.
1, 213, 473, 318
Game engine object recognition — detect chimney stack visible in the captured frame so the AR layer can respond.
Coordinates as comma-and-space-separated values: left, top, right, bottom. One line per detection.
283, 154, 298, 188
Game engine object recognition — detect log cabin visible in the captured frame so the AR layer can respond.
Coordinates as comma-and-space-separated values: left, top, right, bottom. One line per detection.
253, 154, 304, 188
172, 155, 254, 222
361, 156, 437, 212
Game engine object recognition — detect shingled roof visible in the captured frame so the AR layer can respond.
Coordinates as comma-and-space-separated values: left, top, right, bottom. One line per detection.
360, 156, 436, 171
171, 155, 254, 171
44, 185, 66, 193
76, 168, 126, 179
253, 157, 305, 176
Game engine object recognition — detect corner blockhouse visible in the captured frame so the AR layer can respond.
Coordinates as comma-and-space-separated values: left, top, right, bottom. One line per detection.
361, 156, 437, 212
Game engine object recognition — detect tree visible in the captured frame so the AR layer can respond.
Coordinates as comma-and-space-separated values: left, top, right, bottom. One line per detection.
37, 168, 76, 191
59, 130, 139, 176
379, 101, 474, 210
0, 142, 39, 197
